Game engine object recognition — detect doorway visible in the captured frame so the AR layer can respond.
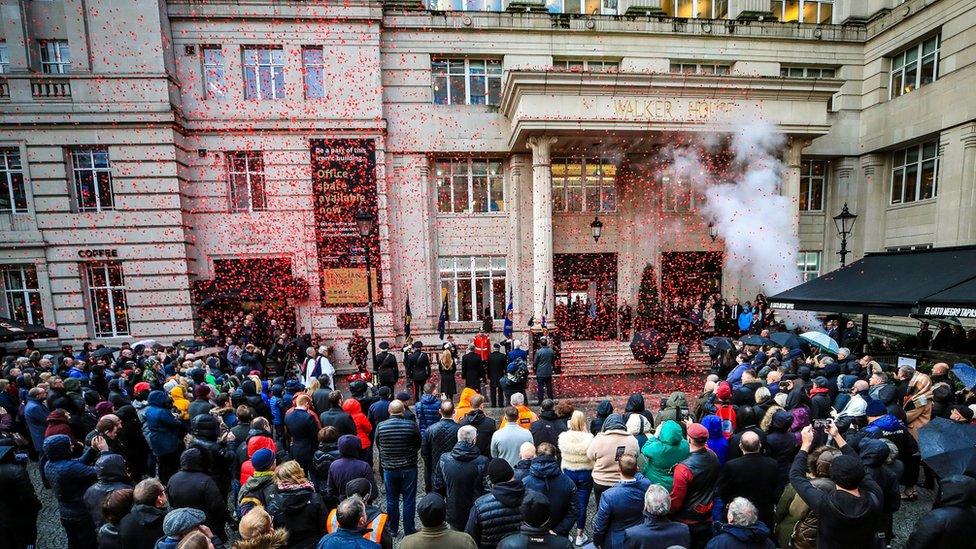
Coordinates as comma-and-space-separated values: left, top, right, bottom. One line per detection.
660, 251, 723, 308
554, 253, 618, 340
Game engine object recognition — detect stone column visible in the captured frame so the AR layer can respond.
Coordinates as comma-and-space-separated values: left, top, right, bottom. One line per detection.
783, 138, 805, 240
0, 0, 33, 72
858, 154, 887, 254
528, 136, 557, 324
826, 158, 857, 271
959, 125, 976, 245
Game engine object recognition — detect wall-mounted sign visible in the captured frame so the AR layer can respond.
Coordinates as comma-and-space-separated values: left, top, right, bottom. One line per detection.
310, 138, 382, 307
77, 249, 119, 259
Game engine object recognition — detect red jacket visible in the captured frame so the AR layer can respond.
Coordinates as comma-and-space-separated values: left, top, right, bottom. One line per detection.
473, 334, 491, 362
342, 398, 373, 450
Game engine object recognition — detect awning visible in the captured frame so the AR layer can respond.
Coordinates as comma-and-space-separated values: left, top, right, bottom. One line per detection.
0, 316, 58, 342
916, 277, 976, 319
768, 246, 976, 317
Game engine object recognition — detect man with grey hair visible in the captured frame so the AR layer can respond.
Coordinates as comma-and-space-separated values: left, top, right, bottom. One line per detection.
622, 485, 690, 548
317, 495, 378, 549
707, 497, 775, 548
433, 424, 489, 530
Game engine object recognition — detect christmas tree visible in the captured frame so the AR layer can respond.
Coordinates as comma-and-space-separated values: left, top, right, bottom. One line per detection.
635, 262, 662, 332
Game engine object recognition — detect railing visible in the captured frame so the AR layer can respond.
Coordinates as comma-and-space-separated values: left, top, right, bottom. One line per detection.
30, 78, 71, 99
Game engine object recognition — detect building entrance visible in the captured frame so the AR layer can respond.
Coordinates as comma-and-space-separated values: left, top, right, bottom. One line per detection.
554, 253, 618, 340
661, 251, 723, 309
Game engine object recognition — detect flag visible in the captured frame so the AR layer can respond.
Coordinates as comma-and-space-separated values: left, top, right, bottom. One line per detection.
403, 297, 412, 340
437, 287, 448, 340
503, 288, 514, 338
541, 285, 548, 328
588, 300, 597, 320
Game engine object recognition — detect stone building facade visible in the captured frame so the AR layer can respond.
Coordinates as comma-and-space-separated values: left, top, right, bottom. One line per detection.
0, 0, 973, 360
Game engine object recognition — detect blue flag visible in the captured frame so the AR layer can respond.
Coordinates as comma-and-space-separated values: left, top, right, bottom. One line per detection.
503, 288, 514, 338
438, 288, 448, 340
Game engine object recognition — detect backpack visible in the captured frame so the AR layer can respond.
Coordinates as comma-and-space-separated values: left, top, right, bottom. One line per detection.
506, 358, 528, 385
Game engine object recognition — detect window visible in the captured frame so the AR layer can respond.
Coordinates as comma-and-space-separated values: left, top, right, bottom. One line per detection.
0, 148, 27, 213
2, 265, 43, 326
781, 66, 836, 78
0, 42, 8, 73
670, 62, 731, 75
39, 40, 71, 74
553, 59, 619, 72
660, 174, 704, 212
431, 59, 502, 106
439, 256, 507, 322
890, 35, 940, 99
797, 251, 821, 282
771, 0, 832, 23
70, 148, 114, 212
84, 262, 129, 338
201, 46, 226, 100
890, 140, 938, 205
242, 47, 285, 100
545, 0, 617, 14
435, 158, 504, 213
664, 0, 729, 18
551, 158, 617, 213
430, 0, 502, 10
227, 151, 266, 212
799, 159, 827, 212
302, 46, 326, 100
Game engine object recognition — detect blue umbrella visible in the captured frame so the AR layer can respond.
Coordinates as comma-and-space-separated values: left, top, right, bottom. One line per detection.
920, 417, 976, 478
740, 334, 776, 347
799, 331, 839, 355
952, 363, 976, 391
704, 336, 734, 351
770, 331, 802, 349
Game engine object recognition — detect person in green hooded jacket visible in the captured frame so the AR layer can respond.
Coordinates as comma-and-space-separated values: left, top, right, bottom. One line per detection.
656, 392, 690, 425
640, 420, 689, 491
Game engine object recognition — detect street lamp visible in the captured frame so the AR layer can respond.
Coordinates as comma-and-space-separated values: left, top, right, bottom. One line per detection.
590, 216, 603, 243
354, 210, 378, 369
832, 202, 858, 267
707, 221, 718, 243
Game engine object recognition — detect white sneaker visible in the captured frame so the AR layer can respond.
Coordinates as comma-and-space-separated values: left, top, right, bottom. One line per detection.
574, 534, 586, 546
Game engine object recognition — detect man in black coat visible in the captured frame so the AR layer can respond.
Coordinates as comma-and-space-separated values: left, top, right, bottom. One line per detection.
460, 345, 485, 394
529, 399, 566, 448
405, 341, 431, 403
433, 425, 489, 531
311, 375, 334, 414
374, 400, 422, 536
907, 475, 976, 548
622, 484, 690, 549
486, 344, 508, 408
520, 443, 578, 537
809, 376, 833, 420
459, 394, 497, 457
718, 431, 779, 531
320, 390, 357, 438
118, 478, 168, 549
0, 441, 41, 549
465, 458, 528, 549
165, 447, 229, 541
422, 400, 460, 492
497, 491, 572, 549
374, 341, 400, 394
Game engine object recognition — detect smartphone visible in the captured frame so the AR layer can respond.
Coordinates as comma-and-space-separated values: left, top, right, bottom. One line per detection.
615, 446, 626, 461
679, 409, 690, 421
812, 419, 832, 431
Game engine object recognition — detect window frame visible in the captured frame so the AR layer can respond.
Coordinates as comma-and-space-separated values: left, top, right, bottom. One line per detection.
889, 140, 939, 205
771, 0, 833, 23
39, 40, 71, 74
551, 157, 617, 213
552, 59, 620, 73
2, 264, 44, 326
667, 0, 729, 18
435, 158, 505, 214
431, 58, 503, 106
670, 62, 731, 75
201, 45, 226, 100
301, 46, 327, 100
780, 66, 836, 78
0, 148, 28, 214
438, 256, 508, 322
70, 147, 114, 213
799, 159, 827, 212
660, 172, 703, 213
0, 42, 8, 74
242, 46, 286, 101
83, 261, 129, 338
227, 151, 267, 213
889, 35, 940, 100
797, 251, 821, 282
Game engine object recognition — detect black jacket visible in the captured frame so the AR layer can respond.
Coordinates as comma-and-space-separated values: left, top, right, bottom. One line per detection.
407, 351, 431, 382
320, 408, 357, 439
312, 441, 341, 500
375, 416, 421, 470
118, 504, 166, 549
188, 399, 214, 421
267, 485, 328, 549
487, 351, 508, 382
375, 351, 399, 386
312, 388, 333, 415
284, 408, 320, 466
496, 524, 573, 549
0, 458, 41, 548
82, 454, 132, 527
166, 448, 229, 538
465, 480, 529, 549
188, 414, 235, 496
907, 475, 976, 549
423, 418, 460, 476
520, 455, 578, 536
718, 453, 779, 529
459, 410, 497, 457
621, 515, 690, 549
529, 410, 566, 449
764, 410, 798, 495
461, 353, 484, 388
789, 444, 883, 549
433, 441, 489, 530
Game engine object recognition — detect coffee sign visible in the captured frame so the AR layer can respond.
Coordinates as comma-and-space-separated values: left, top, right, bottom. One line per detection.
77, 249, 119, 259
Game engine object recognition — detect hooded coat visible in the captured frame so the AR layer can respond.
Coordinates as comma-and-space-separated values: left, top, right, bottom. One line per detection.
82, 454, 131, 527
641, 420, 689, 491
170, 386, 190, 420
590, 400, 614, 435
623, 393, 656, 428
587, 414, 639, 487
341, 399, 373, 450
117, 503, 167, 549
285, 406, 322, 467
765, 410, 798, 494
530, 408, 567, 448
416, 393, 443, 434
592, 476, 652, 548
656, 392, 689, 425
702, 415, 729, 465
521, 454, 579, 536
433, 440, 489, 530
0, 448, 42, 549
43, 434, 99, 520
459, 409, 496, 458
327, 435, 378, 500
320, 405, 357, 440
906, 475, 976, 549
705, 521, 775, 549
166, 448, 228, 538
266, 482, 328, 549
143, 390, 183, 457
464, 479, 528, 549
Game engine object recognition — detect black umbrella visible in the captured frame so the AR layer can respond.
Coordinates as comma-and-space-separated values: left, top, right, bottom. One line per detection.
770, 332, 802, 349
739, 334, 775, 347
630, 329, 670, 366
175, 339, 206, 350
90, 347, 118, 359
919, 417, 976, 478
0, 316, 57, 342
704, 336, 734, 351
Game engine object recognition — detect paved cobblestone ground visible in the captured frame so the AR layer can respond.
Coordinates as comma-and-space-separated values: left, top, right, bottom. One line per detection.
29, 399, 936, 548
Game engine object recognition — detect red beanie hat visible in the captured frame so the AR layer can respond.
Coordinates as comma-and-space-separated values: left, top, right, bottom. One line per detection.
716, 381, 733, 401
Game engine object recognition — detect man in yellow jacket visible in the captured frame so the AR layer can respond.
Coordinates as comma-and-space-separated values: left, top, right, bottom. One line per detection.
498, 392, 537, 429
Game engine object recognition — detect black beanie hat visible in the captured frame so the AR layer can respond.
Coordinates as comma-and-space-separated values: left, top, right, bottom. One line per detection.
417, 492, 447, 527
487, 458, 514, 484
520, 491, 551, 528
830, 454, 866, 489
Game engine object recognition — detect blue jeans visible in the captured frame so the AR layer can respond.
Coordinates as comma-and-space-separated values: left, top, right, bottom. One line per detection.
563, 468, 592, 531
383, 467, 418, 535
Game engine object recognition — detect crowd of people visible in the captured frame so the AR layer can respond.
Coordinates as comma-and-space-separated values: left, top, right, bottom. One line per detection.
0, 321, 975, 549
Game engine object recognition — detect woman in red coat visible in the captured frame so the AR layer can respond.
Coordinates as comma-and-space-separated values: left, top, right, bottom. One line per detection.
340, 398, 372, 462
